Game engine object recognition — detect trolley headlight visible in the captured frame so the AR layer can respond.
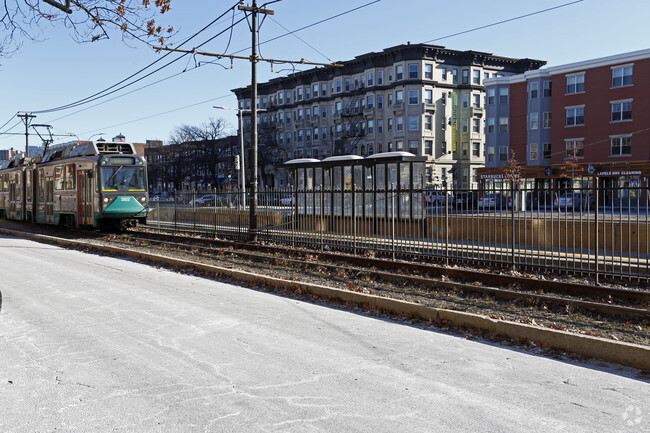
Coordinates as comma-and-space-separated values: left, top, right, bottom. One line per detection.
139, 196, 146, 203
103, 197, 109, 203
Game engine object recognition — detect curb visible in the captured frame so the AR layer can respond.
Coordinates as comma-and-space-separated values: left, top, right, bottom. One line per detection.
3, 227, 649, 372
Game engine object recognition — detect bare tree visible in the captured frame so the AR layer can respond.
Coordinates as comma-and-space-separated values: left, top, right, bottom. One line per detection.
1, 0, 174, 56
167, 117, 235, 187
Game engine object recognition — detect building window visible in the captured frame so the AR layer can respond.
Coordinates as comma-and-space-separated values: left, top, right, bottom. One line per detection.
396, 90, 403, 105
499, 117, 508, 133
472, 70, 480, 85
566, 106, 584, 126
462, 94, 468, 108
543, 81, 552, 97
566, 73, 585, 94
462, 142, 468, 156
408, 140, 418, 154
313, 127, 319, 140
396, 116, 403, 131
388, 69, 393, 82
462, 119, 468, 133
487, 118, 495, 133
321, 83, 327, 96
345, 79, 350, 92
377, 119, 383, 133
367, 95, 374, 109
425, 139, 433, 155
472, 142, 480, 157
424, 64, 433, 79
408, 116, 419, 131
610, 135, 632, 156
441, 141, 447, 154
565, 139, 584, 158
368, 120, 374, 134
396, 140, 403, 151
367, 72, 374, 86
452, 69, 458, 84
321, 105, 327, 118
499, 146, 508, 161
388, 118, 393, 131
543, 112, 552, 128
441, 67, 447, 80
472, 94, 480, 108
297, 88, 303, 101
425, 115, 433, 130
488, 146, 495, 162
499, 88, 509, 103
487, 88, 495, 104
408, 64, 418, 79
377, 95, 383, 109
408, 90, 419, 105
396, 65, 403, 80
612, 65, 633, 88
530, 112, 539, 130
377, 71, 383, 85
529, 143, 538, 160
441, 117, 446, 130
530, 81, 538, 98
472, 118, 480, 133
611, 100, 632, 122
305, 87, 310, 100
543, 143, 551, 159
313, 84, 318, 97
462, 69, 469, 84
425, 89, 433, 104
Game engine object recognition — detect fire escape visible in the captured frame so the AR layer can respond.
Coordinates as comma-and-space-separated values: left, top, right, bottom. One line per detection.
334, 86, 366, 155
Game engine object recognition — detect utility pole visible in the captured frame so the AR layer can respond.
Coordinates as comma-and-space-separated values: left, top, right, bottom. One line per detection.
17, 113, 36, 157
155, 3, 341, 242
238, 0, 272, 242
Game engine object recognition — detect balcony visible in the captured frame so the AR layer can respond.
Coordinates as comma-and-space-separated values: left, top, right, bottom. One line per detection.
471, 106, 485, 117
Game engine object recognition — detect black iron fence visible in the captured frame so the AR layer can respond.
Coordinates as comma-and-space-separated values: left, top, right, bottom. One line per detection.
146, 184, 650, 282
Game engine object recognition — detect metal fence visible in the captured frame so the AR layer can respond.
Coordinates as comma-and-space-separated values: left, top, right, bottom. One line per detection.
146, 184, 650, 283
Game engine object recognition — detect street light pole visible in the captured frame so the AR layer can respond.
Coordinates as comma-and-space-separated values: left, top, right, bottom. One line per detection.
214, 106, 247, 209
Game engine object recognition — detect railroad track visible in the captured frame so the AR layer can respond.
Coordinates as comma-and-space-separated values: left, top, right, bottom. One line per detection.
116, 229, 650, 321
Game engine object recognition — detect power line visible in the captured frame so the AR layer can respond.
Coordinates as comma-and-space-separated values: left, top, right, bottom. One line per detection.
423, 0, 585, 44
75, 94, 233, 138
29, 1, 244, 115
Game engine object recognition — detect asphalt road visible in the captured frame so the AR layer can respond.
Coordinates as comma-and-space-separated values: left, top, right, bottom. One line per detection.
0, 234, 647, 432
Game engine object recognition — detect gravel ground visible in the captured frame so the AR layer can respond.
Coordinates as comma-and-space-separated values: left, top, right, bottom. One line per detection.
1, 220, 648, 348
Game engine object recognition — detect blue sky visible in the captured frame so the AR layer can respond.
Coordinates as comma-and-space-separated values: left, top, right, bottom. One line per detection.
1, 0, 649, 150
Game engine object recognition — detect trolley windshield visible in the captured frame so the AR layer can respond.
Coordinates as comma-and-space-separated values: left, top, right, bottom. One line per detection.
101, 166, 146, 191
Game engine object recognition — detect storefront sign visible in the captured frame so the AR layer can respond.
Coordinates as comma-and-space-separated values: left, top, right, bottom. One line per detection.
596, 170, 642, 176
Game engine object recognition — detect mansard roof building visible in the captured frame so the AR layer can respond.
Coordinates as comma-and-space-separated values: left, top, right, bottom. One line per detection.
232, 43, 545, 189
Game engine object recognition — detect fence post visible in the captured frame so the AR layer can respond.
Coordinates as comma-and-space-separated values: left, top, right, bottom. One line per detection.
506, 179, 517, 272
391, 183, 395, 261
353, 183, 357, 256
444, 188, 449, 267
594, 176, 599, 285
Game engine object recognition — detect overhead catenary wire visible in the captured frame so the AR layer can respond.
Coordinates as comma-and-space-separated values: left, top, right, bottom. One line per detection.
29, 1, 244, 115
423, 0, 584, 44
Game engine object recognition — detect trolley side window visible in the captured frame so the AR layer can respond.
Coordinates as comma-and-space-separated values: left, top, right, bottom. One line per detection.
54, 166, 64, 190
54, 164, 76, 190
64, 164, 75, 190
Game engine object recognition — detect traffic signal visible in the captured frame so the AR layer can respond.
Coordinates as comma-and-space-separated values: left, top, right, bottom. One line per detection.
227, 168, 232, 178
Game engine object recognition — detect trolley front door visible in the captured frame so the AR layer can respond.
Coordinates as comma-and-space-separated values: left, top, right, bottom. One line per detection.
77, 170, 94, 226
45, 177, 54, 224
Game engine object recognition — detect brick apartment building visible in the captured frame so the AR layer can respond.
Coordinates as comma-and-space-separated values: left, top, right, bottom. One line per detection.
481, 48, 650, 204
232, 43, 544, 189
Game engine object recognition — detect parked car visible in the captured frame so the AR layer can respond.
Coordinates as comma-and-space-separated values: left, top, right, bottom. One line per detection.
525, 191, 552, 210
478, 193, 510, 209
554, 192, 594, 211
452, 191, 479, 209
189, 194, 227, 207
279, 195, 294, 206
426, 190, 451, 206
